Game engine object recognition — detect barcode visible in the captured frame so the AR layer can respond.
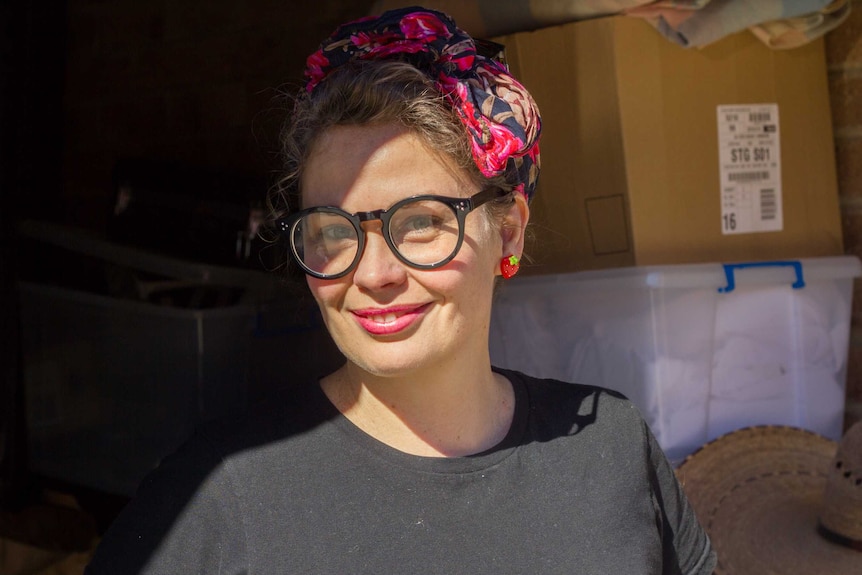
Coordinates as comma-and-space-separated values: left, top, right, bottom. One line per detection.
729, 171, 769, 182
760, 188, 777, 220
750, 112, 771, 123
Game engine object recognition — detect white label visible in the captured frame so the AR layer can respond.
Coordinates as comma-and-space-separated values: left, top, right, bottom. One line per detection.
717, 104, 782, 235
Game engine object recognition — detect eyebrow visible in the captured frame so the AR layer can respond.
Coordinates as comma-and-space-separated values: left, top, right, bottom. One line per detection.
301, 187, 475, 211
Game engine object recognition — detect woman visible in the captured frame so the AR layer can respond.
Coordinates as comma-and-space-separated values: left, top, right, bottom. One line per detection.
87, 7, 716, 574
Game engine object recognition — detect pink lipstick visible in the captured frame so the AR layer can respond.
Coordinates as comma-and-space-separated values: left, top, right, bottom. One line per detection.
351, 303, 430, 335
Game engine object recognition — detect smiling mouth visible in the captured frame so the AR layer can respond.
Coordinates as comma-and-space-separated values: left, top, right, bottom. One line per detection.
367, 313, 399, 324
352, 304, 430, 335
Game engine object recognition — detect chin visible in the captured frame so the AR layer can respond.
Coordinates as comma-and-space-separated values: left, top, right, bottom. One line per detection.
346, 356, 426, 380
340, 343, 440, 380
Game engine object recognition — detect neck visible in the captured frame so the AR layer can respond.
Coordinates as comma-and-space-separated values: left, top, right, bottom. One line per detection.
320, 360, 514, 457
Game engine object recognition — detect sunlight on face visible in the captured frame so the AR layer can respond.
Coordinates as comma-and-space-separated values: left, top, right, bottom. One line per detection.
300, 123, 503, 379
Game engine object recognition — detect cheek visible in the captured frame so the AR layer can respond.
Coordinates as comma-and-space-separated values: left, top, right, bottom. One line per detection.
468, 216, 503, 268
306, 277, 345, 309
442, 236, 500, 297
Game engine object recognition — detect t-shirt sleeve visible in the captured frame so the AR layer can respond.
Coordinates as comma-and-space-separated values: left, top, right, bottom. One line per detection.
84, 431, 248, 575
644, 422, 717, 575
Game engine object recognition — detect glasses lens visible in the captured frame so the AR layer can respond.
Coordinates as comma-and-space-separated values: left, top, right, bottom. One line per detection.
293, 211, 358, 276
388, 199, 460, 266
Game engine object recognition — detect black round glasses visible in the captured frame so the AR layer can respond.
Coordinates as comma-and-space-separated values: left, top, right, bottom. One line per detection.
277, 187, 510, 279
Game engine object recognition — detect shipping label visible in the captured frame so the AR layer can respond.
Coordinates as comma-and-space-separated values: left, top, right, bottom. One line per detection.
716, 104, 782, 235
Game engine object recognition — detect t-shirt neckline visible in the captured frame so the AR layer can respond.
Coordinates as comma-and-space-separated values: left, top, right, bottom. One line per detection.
317, 368, 530, 475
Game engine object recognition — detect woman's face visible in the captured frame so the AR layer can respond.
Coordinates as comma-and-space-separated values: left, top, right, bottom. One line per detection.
301, 122, 524, 379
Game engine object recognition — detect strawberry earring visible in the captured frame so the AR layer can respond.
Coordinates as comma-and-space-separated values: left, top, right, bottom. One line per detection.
500, 255, 520, 279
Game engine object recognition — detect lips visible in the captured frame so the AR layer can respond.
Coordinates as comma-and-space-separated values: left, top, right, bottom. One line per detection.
351, 303, 430, 335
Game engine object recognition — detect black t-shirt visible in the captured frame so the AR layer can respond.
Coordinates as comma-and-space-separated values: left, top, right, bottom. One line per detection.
86, 369, 716, 574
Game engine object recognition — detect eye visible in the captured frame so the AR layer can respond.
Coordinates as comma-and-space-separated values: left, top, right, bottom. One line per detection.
402, 214, 436, 233
320, 223, 356, 241
302, 212, 356, 241
299, 213, 357, 251
392, 213, 446, 244
390, 200, 455, 241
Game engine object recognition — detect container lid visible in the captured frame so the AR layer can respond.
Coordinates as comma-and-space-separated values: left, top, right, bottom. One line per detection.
505, 256, 862, 294
17, 219, 282, 300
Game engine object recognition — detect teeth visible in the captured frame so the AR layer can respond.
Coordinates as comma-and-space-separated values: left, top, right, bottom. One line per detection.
371, 313, 398, 324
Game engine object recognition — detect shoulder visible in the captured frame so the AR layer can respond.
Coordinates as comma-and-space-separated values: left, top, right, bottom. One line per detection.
499, 368, 649, 448
501, 368, 642, 421
118, 381, 332, 496
87, 381, 336, 573
188, 380, 338, 466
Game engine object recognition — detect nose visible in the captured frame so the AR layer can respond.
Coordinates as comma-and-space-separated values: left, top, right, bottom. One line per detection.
351, 223, 408, 290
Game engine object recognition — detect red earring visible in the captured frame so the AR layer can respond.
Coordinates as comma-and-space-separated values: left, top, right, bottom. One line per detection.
500, 255, 520, 279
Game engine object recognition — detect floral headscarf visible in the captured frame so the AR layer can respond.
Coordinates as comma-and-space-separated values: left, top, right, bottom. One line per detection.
304, 7, 542, 202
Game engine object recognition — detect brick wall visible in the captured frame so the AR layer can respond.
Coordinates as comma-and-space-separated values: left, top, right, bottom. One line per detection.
825, 0, 862, 430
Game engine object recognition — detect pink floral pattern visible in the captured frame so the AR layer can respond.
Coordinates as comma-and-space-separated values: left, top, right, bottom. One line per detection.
304, 7, 541, 202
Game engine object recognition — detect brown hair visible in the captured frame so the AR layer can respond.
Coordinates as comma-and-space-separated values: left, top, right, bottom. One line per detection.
267, 59, 511, 222
262, 59, 519, 278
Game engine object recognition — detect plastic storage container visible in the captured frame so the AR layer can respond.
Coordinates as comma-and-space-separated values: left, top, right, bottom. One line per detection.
16, 219, 343, 496
489, 256, 861, 464
19, 282, 256, 496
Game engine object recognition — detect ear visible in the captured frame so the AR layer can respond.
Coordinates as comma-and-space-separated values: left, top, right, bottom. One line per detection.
498, 193, 530, 265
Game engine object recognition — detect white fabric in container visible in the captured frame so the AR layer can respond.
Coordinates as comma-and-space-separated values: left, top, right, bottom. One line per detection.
489, 256, 860, 463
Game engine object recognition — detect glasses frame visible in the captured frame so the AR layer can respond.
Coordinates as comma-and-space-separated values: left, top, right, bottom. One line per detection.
277, 186, 509, 279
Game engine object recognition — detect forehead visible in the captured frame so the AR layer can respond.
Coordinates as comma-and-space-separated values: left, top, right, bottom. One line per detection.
301, 123, 473, 210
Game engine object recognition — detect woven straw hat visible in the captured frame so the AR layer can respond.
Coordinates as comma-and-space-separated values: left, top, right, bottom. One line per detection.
675, 423, 861, 574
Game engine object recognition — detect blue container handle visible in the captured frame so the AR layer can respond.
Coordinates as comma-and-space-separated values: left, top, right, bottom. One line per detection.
718, 260, 805, 293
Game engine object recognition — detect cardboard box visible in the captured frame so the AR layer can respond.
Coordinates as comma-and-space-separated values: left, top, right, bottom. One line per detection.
495, 17, 843, 274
